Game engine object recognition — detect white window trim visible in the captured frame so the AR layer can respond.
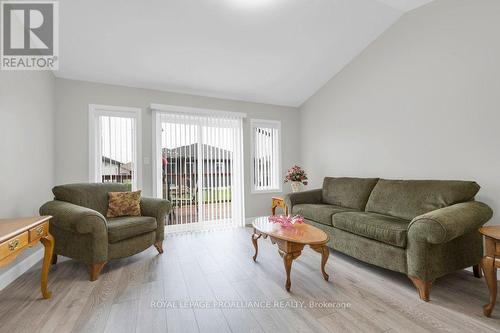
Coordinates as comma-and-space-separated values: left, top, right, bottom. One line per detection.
150, 103, 247, 119
250, 118, 282, 194
88, 104, 142, 190
151, 110, 162, 198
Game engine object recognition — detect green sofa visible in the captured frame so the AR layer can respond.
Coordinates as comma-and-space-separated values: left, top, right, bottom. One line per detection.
284, 177, 493, 301
40, 183, 171, 281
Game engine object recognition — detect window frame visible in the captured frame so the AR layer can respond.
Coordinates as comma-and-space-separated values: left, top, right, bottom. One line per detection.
88, 104, 142, 190
250, 118, 282, 194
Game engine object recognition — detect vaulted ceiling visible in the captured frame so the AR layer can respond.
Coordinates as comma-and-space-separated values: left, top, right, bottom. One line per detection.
56, 0, 433, 106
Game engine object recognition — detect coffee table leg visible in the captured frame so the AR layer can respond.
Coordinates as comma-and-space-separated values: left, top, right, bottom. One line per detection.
279, 247, 302, 292
252, 233, 261, 262
311, 244, 330, 281
283, 253, 293, 291
319, 246, 330, 281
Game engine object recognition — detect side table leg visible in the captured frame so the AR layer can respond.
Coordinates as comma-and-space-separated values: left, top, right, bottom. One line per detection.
482, 256, 497, 317
252, 233, 261, 261
40, 233, 55, 299
473, 264, 482, 278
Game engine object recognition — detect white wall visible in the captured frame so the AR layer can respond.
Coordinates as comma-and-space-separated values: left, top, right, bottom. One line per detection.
55, 78, 300, 218
300, 0, 500, 224
0, 70, 55, 283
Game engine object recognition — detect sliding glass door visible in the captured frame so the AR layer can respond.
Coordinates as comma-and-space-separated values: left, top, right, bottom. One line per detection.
152, 107, 244, 232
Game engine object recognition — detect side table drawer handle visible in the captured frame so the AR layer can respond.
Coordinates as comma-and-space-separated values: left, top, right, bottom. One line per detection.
36, 226, 44, 236
8, 239, 19, 251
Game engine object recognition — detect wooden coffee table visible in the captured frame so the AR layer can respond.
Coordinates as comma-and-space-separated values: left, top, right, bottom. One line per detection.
251, 216, 330, 291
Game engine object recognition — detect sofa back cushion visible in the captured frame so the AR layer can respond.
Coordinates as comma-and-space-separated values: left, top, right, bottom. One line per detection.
53, 183, 129, 216
322, 177, 379, 210
365, 179, 480, 220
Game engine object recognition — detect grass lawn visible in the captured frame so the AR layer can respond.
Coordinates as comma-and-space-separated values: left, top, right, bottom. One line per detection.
201, 187, 231, 202
170, 187, 232, 204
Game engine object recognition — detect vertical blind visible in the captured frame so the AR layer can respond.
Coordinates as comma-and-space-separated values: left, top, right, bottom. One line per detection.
154, 109, 245, 233
89, 106, 140, 191
99, 116, 136, 187
251, 120, 281, 192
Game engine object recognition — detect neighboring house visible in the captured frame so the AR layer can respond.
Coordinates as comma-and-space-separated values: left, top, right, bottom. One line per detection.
101, 156, 132, 182
162, 143, 232, 192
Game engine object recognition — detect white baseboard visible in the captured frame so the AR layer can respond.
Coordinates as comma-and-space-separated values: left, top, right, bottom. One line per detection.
0, 248, 44, 291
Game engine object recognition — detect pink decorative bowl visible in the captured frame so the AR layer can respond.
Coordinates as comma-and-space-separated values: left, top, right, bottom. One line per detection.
268, 215, 304, 228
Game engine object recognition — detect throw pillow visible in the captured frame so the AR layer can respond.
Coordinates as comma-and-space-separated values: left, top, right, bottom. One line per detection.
107, 190, 141, 218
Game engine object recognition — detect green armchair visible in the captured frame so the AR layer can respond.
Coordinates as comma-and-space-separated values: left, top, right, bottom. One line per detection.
40, 183, 171, 281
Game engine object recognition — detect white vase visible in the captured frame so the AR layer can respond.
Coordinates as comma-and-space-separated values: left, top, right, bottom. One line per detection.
290, 181, 303, 193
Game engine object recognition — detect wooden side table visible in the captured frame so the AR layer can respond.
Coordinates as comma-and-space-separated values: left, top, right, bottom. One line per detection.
271, 197, 288, 216
0, 216, 54, 299
479, 226, 500, 317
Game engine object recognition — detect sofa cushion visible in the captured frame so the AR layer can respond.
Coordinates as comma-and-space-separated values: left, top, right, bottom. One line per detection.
107, 216, 157, 243
53, 183, 129, 216
332, 212, 410, 248
292, 204, 356, 226
365, 179, 480, 220
322, 177, 379, 210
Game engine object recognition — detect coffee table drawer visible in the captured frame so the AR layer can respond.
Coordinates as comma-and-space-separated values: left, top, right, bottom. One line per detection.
29, 222, 49, 242
0, 231, 29, 260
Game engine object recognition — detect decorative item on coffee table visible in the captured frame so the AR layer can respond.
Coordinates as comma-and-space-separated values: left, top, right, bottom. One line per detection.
284, 165, 308, 192
269, 214, 304, 227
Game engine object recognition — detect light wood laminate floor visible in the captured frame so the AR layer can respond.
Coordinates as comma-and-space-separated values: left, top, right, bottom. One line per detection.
0, 227, 499, 333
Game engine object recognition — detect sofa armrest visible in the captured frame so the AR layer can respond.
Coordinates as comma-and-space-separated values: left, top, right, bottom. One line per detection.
284, 189, 322, 211
39, 200, 107, 235
407, 201, 493, 244
140, 197, 171, 242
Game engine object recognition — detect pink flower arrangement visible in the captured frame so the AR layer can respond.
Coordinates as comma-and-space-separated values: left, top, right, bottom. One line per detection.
284, 165, 308, 185
269, 215, 305, 227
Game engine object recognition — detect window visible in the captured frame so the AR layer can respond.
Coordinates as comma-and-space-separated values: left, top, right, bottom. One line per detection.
89, 104, 141, 190
251, 119, 281, 192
